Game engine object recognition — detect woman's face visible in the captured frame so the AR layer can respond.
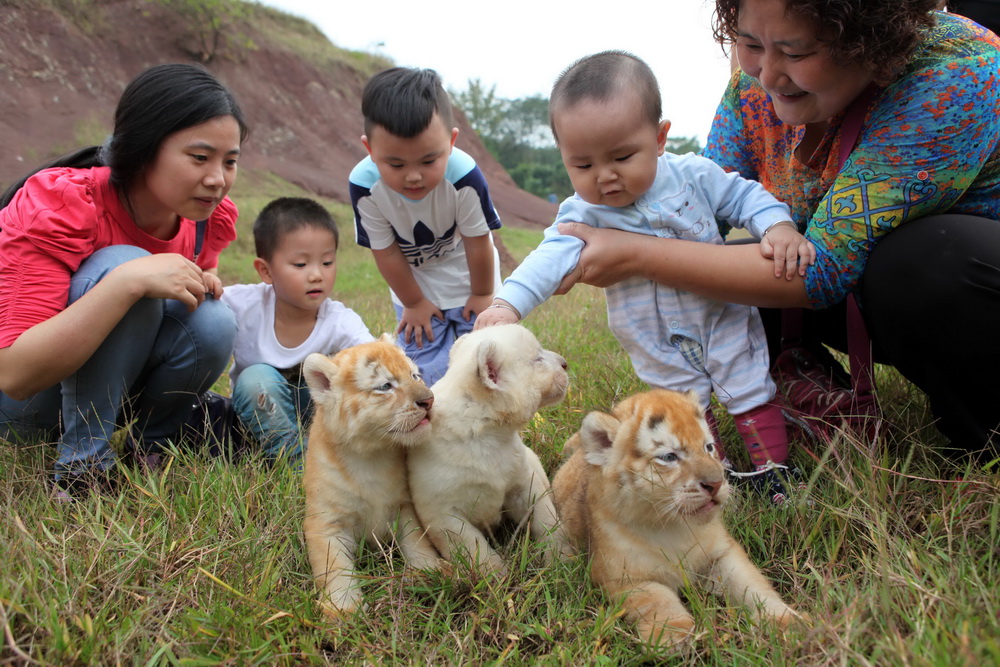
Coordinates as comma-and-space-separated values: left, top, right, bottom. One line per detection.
132, 115, 241, 234
735, 0, 873, 127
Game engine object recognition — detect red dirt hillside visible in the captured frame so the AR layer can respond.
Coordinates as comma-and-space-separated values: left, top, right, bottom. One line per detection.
0, 1, 557, 229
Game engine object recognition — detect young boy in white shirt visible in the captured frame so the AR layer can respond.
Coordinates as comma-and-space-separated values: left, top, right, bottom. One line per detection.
222, 197, 374, 461
350, 67, 502, 386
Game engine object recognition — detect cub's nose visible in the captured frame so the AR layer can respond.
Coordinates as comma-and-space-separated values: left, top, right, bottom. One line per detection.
700, 478, 724, 498
416, 395, 434, 411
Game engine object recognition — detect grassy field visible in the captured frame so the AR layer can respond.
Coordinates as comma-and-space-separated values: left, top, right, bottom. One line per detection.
1, 174, 998, 665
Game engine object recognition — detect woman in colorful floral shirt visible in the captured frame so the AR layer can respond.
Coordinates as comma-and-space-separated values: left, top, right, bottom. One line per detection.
556, 1, 1000, 454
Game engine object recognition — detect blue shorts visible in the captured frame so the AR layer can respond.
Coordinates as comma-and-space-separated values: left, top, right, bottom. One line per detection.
394, 305, 475, 386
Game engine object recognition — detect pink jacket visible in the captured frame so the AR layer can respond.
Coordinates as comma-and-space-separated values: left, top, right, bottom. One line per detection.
0, 166, 237, 347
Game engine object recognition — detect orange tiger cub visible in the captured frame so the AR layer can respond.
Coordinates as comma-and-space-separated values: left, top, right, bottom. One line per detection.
551, 389, 801, 646
302, 335, 443, 618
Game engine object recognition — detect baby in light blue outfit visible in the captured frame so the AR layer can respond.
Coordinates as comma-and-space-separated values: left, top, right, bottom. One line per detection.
477, 51, 816, 497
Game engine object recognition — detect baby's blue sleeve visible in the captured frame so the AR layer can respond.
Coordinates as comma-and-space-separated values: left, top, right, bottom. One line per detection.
495, 197, 590, 318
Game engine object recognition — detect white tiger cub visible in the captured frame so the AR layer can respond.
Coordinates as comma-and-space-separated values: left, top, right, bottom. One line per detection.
302, 336, 443, 618
551, 389, 801, 646
408, 324, 572, 575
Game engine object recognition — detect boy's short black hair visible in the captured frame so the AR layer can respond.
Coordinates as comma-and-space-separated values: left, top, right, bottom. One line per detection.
253, 197, 339, 261
548, 51, 661, 142
361, 67, 455, 139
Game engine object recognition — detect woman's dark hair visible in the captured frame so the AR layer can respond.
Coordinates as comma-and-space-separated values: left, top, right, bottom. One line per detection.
713, 0, 939, 85
1, 63, 248, 208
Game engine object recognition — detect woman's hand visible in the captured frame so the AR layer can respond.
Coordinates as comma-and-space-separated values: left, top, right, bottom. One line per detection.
202, 269, 224, 299
113, 253, 210, 311
554, 221, 811, 309
555, 223, 640, 294
0, 253, 210, 398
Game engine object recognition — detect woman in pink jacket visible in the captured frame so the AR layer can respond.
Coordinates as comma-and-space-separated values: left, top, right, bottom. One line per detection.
0, 63, 247, 497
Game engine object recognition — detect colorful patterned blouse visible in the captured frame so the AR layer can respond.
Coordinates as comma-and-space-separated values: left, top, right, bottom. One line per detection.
704, 11, 1000, 308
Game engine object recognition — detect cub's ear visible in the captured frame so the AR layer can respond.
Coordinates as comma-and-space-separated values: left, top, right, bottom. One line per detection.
303, 353, 338, 401
377, 332, 396, 345
683, 390, 702, 411
447, 331, 469, 365
475, 339, 502, 389
579, 411, 620, 467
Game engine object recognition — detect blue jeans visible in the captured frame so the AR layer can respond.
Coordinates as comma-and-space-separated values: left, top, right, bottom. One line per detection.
394, 304, 476, 386
231, 363, 312, 461
0, 246, 237, 479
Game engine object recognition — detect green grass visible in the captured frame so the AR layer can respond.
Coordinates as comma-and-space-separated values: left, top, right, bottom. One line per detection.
2, 173, 998, 664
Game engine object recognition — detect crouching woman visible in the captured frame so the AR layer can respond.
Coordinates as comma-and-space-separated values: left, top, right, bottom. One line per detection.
0, 63, 247, 496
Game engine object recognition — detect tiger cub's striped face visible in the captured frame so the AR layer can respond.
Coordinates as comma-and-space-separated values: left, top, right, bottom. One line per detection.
304, 335, 433, 449
580, 389, 727, 521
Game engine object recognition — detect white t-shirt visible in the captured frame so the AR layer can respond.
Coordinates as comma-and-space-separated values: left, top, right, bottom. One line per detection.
221, 282, 375, 383
349, 148, 502, 310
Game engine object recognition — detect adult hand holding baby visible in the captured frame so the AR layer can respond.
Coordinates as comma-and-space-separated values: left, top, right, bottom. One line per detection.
554, 222, 639, 294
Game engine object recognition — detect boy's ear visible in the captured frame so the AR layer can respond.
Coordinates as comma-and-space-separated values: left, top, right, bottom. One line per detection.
656, 120, 671, 156
449, 127, 459, 149
361, 134, 372, 156
253, 257, 273, 284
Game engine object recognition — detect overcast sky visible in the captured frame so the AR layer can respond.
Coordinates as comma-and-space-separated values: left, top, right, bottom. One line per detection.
260, 1, 733, 144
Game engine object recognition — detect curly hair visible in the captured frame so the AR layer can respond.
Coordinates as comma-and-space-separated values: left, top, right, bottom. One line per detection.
712, 0, 939, 84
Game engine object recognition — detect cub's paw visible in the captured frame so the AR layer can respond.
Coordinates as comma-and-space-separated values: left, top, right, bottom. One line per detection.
318, 590, 365, 621
435, 558, 455, 577
774, 607, 811, 630
402, 558, 454, 583
465, 553, 509, 580
406, 552, 451, 573
485, 554, 510, 579
643, 617, 696, 648
535, 534, 575, 565
556, 537, 578, 560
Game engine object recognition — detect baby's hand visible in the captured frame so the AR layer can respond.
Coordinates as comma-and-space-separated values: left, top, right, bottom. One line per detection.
473, 300, 521, 330
463, 293, 494, 322
760, 222, 816, 280
398, 299, 444, 348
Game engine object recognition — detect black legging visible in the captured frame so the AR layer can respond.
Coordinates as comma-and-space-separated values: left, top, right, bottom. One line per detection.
760, 214, 1000, 451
